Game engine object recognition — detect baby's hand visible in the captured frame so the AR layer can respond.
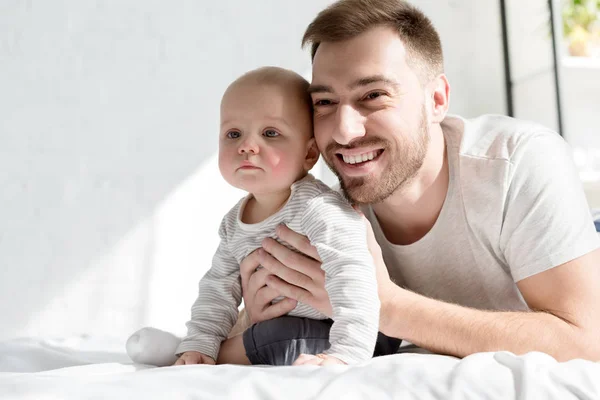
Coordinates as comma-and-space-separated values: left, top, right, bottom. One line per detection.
292, 353, 346, 366
174, 351, 215, 366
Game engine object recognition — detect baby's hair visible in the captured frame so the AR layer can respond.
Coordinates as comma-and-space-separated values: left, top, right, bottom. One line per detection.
223, 67, 313, 126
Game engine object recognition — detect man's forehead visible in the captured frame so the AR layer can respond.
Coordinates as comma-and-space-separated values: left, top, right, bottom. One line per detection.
310, 33, 410, 91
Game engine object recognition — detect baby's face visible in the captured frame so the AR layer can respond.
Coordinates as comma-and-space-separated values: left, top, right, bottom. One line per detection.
218, 82, 314, 195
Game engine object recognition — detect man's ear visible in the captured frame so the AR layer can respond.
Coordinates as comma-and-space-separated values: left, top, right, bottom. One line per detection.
429, 74, 451, 124
304, 138, 320, 171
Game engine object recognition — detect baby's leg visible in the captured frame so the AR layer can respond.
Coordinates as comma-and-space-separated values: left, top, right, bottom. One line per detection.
126, 327, 181, 367
217, 334, 251, 365
127, 326, 251, 366
242, 316, 333, 366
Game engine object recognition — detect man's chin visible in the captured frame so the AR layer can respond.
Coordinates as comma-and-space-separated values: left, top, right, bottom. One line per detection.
340, 180, 379, 205
339, 173, 405, 205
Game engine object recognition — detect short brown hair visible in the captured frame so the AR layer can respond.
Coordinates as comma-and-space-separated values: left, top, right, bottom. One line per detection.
302, 0, 444, 82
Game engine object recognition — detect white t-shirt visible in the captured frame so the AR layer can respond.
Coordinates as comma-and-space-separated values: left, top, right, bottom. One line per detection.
363, 115, 599, 312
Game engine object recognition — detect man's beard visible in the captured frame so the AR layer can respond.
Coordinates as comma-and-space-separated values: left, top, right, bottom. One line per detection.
324, 106, 430, 205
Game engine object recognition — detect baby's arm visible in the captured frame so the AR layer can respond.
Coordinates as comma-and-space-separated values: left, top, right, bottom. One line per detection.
175, 220, 242, 362
300, 192, 380, 364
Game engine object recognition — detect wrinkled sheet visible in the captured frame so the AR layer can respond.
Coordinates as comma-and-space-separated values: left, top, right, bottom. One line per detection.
1, 336, 599, 400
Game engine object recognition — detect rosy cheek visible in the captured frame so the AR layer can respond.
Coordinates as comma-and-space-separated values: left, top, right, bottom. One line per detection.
262, 151, 294, 179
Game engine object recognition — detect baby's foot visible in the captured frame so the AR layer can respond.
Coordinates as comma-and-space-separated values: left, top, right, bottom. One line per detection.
126, 327, 181, 366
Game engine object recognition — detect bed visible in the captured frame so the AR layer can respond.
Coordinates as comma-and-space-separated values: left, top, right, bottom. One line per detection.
1, 334, 599, 399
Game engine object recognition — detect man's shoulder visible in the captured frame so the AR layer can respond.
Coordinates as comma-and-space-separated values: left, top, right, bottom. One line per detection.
444, 114, 563, 164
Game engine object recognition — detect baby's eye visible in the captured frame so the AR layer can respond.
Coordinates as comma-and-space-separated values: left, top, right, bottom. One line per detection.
227, 130, 241, 139
263, 129, 280, 138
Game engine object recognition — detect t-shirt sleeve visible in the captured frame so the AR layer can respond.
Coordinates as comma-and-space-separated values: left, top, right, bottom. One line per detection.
301, 191, 380, 364
499, 131, 600, 282
175, 217, 242, 360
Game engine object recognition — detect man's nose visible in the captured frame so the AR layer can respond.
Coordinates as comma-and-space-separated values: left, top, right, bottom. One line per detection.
238, 136, 259, 155
334, 104, 366, 145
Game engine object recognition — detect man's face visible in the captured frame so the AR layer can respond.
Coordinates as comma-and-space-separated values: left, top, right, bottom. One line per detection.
310, 26, 430, 204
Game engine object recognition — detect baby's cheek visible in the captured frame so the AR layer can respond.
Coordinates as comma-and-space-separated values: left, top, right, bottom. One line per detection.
265, 153, 298, 180
218, 151, 236, 181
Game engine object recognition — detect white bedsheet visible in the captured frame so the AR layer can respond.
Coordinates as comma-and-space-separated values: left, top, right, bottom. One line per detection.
1, 335, 599, 400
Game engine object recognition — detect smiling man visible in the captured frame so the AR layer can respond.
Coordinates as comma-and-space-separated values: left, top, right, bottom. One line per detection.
237, 0, 600, 361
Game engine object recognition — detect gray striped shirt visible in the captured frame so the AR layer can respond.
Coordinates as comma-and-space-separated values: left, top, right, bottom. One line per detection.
176, 174, 380, 364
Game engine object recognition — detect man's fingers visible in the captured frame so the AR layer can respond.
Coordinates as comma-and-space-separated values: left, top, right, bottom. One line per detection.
265, 275, 311, 305
260, 242, 320, 288
174, 358, 184, 366
276, 224, 321, 262
260, 297, 297, 321
239, 249, 262, 292
255, 285, 284, 305
246, 267, 272, 299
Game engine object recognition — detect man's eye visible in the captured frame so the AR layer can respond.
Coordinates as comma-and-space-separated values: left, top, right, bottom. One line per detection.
365, 91, 384, 100
227, 131, 241, 139
314, 99, 332, 106
263, 129, 279, 138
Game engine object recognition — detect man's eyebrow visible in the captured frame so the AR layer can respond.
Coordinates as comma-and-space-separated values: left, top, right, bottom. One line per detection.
349, 75, 400, 89
307, 75, 400, 95
307, 84, 334, 94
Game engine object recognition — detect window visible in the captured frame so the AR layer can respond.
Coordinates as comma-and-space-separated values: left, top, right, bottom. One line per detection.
562, 0, 600, 57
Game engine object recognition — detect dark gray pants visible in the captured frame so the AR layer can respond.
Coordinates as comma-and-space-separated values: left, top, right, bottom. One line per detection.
242, 316, 402, 366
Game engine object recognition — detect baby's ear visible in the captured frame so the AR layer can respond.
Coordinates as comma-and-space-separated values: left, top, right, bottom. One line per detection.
304, 138, 320, 171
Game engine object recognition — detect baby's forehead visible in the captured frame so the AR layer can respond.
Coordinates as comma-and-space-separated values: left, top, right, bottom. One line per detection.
224, 79, 299, 98
222, 82, 310, 111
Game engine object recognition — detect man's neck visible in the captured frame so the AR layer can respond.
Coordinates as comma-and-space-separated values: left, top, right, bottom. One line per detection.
372, 123, 449, 245
242, 188, 292, 224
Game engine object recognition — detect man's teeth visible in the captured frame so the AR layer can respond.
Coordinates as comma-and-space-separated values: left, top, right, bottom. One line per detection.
342, 151, 378, 165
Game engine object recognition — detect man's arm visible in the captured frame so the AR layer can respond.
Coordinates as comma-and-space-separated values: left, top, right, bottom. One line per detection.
380, 248, 600, 361
258, 219, 600, 361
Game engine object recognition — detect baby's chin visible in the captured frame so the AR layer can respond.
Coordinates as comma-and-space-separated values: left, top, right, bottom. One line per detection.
229, 176, 288, 195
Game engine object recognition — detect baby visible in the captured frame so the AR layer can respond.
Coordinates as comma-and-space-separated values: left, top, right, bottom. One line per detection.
128, 67, 399, 367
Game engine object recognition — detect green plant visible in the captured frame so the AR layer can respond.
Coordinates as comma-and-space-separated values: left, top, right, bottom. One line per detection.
562, 0, 600, 56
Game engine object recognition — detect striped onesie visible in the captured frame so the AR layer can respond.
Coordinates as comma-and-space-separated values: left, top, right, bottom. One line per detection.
176, 174, 380, 364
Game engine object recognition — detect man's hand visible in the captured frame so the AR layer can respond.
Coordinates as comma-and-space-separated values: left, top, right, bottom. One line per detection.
293, 353, 346, 366
239, 214, 396, 324
239, 249, 298, 324
174, 351, 215, 366
259, 224, 333, 317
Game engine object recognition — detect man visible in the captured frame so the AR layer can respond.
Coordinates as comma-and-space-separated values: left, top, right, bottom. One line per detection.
237, 0, 600, 361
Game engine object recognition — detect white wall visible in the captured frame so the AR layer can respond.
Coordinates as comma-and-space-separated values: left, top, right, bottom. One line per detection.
426, 0, 507, 119
561, 58, 600, 150
0, 0, 506, 341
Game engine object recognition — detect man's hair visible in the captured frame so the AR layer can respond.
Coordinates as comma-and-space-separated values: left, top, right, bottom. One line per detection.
302, 0, 444, 82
